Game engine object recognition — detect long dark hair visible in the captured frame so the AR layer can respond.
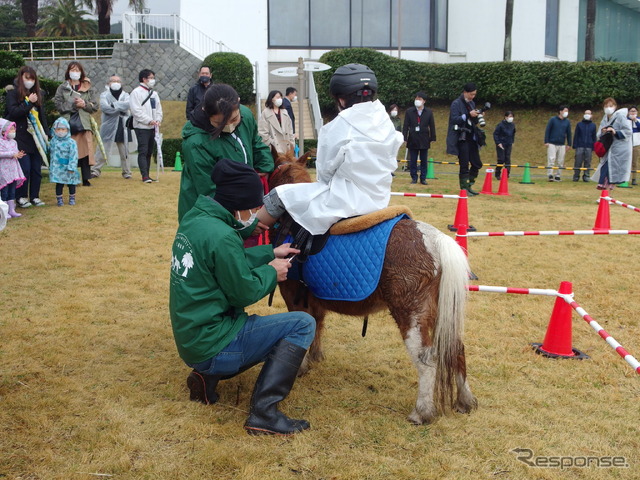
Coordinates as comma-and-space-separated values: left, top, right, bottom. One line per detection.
16, 66, 42, 107
265, 90, 282, 109
202, 83, 240, 139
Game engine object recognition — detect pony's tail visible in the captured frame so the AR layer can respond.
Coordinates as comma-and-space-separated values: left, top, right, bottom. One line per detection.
431, 232, 470, 413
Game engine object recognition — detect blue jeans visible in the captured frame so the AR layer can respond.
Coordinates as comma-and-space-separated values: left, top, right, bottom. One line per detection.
187, 311, 315, 376
1, 181, 17, 201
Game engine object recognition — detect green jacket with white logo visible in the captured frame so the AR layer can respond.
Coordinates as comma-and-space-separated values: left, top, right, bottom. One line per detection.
178, 104, 274, 222
169, 195, 277, 364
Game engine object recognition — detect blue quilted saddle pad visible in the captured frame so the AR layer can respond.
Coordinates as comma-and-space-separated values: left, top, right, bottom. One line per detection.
289, 214, 408, 301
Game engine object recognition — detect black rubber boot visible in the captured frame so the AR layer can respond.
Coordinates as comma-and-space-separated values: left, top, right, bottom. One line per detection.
187, 370, 222, 405
459, 175, 478, 196
244, 340, 310, 436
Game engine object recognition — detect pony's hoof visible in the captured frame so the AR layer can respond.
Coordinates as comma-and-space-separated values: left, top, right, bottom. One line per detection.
407, 408, 437, 425
454, 395, 478, 414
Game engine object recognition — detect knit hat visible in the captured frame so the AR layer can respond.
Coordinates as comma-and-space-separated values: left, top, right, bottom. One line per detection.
212, 158, 264, 212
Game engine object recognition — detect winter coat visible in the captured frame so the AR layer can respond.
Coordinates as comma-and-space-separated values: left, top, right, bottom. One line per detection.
446, 94, 480, 156
98, 88, 130, 146
572, 119, 597, 149
169, 195, 277, 364
129, 84, 163, 130
493, 119, 516, 146
592, 108, 633, 184
403, 106, 436, 149
544, 116, 572, 146
276, 99, 403, 235
48, 118, 80, 185
258, 107, 295, 155
53, 81, 99, 132
282, 96, 295, 133
178, 104, 273, 222
0, 119, 26, 190
186, 81, 209, 120
4, 81, 49, 155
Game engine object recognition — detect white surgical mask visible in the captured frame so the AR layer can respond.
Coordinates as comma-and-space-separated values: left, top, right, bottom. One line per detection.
110, 82, 122, 91
55, 130, 67, 138
506, 117, 514, 123
69, 71, 81, 81
147, 78, 156, 88
7, 131, 16, 139
630, 114, 638, 120
390, 110, 398, 118
222, 122, 237, 134
24, 80, 35, 90
236, 209, 258, 229
414, 100, 423, 108
274, 98, 283, 108
292, 96, 297, 102
604, 106, 615, 115
562, 111, 569, 118
584, 114, 592, 121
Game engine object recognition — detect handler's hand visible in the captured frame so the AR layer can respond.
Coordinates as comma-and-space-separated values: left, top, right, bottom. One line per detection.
273, 242, 300, 259
269, 258, 292, 282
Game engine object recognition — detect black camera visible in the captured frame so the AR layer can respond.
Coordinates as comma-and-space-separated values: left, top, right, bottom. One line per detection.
453, 124, 471, 142
475, 102, 492, 128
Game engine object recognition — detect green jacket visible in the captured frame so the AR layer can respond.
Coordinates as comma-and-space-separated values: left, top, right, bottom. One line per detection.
169, 195, 277, 364
178, 104, 273, 222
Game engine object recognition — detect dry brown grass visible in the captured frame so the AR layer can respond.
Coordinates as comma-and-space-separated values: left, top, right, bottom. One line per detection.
2, 107, 640, 480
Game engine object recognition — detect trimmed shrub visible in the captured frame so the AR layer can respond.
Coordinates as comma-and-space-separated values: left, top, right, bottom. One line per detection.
203, 52, 255, 104
316, 48, 640, 110
160, 138, 182, 168
0, 51, 23, 69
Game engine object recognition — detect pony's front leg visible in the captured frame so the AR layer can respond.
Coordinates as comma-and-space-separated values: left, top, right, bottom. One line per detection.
404, 326, 438, 425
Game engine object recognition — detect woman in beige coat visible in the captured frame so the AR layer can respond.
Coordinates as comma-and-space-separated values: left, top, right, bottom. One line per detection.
258, 90, 295, 155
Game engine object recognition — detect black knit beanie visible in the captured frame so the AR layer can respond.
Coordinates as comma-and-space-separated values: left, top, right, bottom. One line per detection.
212, 158, 264, 212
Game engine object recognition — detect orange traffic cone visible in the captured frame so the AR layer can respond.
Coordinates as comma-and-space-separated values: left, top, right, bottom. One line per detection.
531, 281, 588, 359
480, 169, 495, 195
455, 224, 468, 256
496, 170, 510, 196
448, 190, 476, 232
593, 190, 611, 230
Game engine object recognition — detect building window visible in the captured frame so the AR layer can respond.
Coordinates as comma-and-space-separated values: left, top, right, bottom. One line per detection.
545, 0, 559, 57
268, 0, 447, 51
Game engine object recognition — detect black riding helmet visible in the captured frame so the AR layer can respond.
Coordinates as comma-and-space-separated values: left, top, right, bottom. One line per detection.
329, 63, 378, 99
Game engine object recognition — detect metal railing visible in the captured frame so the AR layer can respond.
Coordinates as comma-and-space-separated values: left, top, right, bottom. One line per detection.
0, 39, 122, 61
122, 13, 234, 60
308, 72, 324, 139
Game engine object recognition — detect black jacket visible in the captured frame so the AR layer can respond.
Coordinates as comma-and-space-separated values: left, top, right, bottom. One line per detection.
186, 81, 210, 120
493, 119, 516, 146
282, 97, 295, 133
403, 106, 436, 149
4, 82, 49, 155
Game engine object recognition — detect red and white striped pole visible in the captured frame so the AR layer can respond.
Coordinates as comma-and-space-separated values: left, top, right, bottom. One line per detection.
606, 196, 640, 214
466, 229, 640, 237
391, 192, 461, 199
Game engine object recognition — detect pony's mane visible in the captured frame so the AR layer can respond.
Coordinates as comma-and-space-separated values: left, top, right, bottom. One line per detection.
269, 150, 313, 189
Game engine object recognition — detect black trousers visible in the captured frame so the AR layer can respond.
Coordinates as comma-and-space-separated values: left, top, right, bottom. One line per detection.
457, 140, 482, 180
134, 128, 156, 179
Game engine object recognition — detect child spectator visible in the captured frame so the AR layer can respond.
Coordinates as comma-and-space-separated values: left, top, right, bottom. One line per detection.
0, 118, 27, 218
49, 118, 80, 206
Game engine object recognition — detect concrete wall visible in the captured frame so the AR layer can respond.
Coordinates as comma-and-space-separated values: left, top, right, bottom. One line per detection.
28, 43, 202, 101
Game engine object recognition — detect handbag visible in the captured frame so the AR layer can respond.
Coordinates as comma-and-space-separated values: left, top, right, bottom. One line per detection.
594, 131, 614, 158
69, 111, 85, 135
127, 90, 154, 130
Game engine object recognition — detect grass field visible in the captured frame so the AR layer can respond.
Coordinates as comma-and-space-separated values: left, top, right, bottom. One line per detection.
2, 104, 639, 480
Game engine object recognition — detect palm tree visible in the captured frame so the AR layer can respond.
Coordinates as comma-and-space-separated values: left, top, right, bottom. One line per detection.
21, 0, 39, 36
37, 0, 97, 37
585, 0, 596, 61
503, 0, 514, 61
181, 253, 194, 277
81, 0, 146, 34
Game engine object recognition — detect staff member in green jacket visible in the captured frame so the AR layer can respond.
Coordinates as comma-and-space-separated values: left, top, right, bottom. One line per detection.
170, 159, 315, 436
178, 84, 274, 223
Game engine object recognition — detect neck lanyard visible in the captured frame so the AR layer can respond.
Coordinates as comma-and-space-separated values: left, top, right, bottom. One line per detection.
230, 133, 248, 164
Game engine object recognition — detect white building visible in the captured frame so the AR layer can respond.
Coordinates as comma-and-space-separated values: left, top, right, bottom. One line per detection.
179, 0, 640, 94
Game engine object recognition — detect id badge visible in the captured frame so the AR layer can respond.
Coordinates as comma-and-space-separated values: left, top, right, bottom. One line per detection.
415, 126, 420, 132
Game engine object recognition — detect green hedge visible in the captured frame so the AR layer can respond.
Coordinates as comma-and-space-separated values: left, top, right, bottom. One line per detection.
160, 138, 182, 168
316, 48, 640, 110
203, 52, 255, 104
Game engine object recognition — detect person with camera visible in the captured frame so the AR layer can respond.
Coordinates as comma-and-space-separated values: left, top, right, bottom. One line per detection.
403, 92, 436, 185
446, 82, 485, 196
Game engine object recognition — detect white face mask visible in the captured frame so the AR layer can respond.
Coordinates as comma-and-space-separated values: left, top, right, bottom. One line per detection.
584, 114, 592, 121
414, 100, 423, 108
274, 97, 283, 108
506, 117, 514, 123
7, 131, 16, 139
24, 80, 35, 90
292, 96, 297, 102
630, 114, 638, 120
69, 71, 81, 81
110, 82, 122, 91
236, 209, 258, 229
390, 110, 398, 118
147, 78, 156, 88
604, 106, 615, 115
55, 130, 68, 138
222, 122, 237, 134
562, 111, 569, 118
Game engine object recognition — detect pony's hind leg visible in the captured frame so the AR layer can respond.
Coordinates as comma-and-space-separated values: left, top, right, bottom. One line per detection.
404, 326, 439, 425
454, 342, 477, 414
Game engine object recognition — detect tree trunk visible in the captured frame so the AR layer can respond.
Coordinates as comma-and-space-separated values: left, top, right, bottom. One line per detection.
503, 0, 514, 61
585, 0, 596, 61
97, 0, 112, 34
21, 0, 38, 37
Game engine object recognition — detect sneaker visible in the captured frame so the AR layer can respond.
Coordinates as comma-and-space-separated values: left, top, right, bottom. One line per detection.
31, 198, 45, 207
17, 197, 32, 208
142, 177, 153, 183
123, 174, 132, 179
82, 180, 91, 187
554, 176, 561, 182
69, 195, 76, 206
420, 180, 428, 185
548, 176, 554, 182
56, 196, 63, 207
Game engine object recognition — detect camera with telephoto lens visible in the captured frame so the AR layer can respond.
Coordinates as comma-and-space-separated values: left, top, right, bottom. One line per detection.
475, 102, 492, 128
